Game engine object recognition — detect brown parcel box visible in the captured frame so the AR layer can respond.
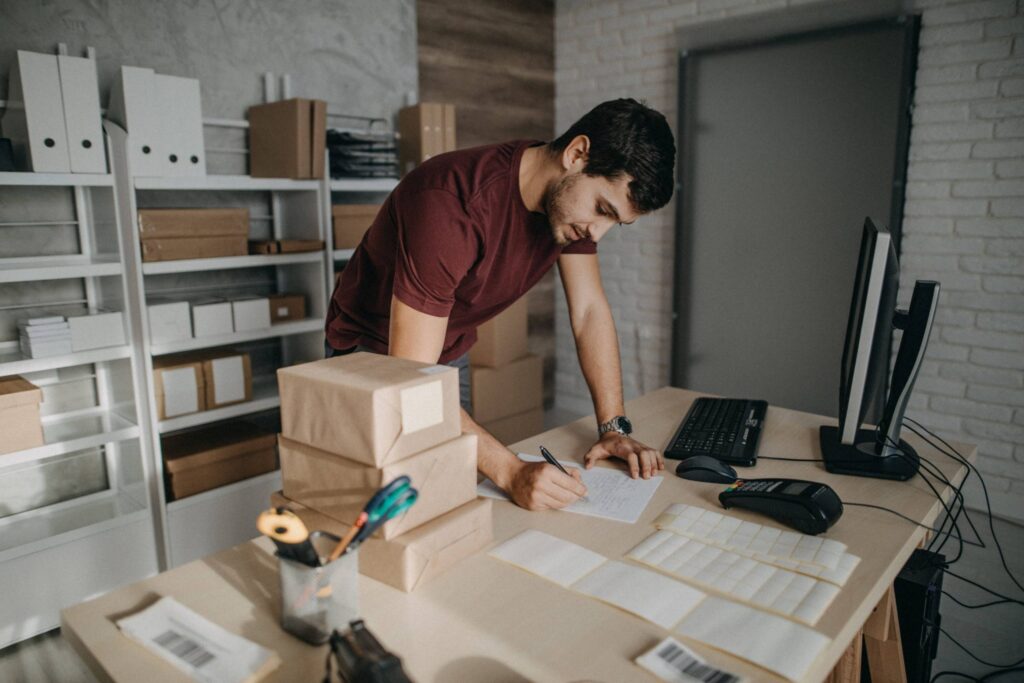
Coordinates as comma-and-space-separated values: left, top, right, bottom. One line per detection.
397, 103, 456, 175
469, 296, 528, 368
0, 375, 44, 455
248, 98, 326, 179
269, 294, 306, 323
277, 352, 461, 467
199, 350, 253, 410
331, 204, 380, 249
152, 357, 206, 421
163, 421, 278, 500
471, 353, 543, 423
482, 407, 544, 446
137, 208, 249, 239
141, 235, 248, 262
279, 433, 477, 540
271, 492, 492, 593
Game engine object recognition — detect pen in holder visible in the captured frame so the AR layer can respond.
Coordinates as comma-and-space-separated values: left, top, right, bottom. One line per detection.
278, 549, 359, 645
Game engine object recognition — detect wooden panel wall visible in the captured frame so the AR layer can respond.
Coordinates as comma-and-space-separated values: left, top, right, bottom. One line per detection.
417, 0, 559, 408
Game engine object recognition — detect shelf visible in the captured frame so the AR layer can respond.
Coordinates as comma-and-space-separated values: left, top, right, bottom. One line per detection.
142, 251, 323, 275
167, 469, 281, 513
150, 318, 323, 355
0, 172, 114, 187
159, 376, 279, 433
134, 175, 320, 191
329, 178, 398, 193
333, 248, 356, 261
0, 254, 122, 283
0, 345, 131, 377
0, 410, 139, 469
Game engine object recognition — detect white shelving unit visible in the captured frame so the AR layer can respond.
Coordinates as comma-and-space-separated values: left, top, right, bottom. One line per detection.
0, 132, 159, 648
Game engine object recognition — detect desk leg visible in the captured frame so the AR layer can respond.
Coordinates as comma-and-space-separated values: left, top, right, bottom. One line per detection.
863, 585, 907, 683
825, 628, 862, 683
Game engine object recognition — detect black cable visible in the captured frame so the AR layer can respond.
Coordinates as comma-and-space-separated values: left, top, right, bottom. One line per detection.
932, 668, 1024, 682
759, 456, 824, 462
945, 568, 1024, 605
941, 590, 1020, 609
938, 626, 1024, 668
842, 501, 981, 542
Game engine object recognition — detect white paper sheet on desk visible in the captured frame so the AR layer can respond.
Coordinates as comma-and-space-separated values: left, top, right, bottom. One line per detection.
489, 528, 606, 587
574, 560, 705, 629
477, 453, 663, 523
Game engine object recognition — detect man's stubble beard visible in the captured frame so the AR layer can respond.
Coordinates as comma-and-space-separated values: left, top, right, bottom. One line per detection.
542, 173, 581, 246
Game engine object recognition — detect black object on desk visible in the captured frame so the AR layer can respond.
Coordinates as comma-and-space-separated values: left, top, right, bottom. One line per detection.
665, 397, 767, 467
327, 620, 414, 683
719, 478, 843, 535
675, 455, 738, 484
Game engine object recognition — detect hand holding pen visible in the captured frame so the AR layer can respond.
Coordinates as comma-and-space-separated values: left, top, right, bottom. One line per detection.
540, 445, 589, 504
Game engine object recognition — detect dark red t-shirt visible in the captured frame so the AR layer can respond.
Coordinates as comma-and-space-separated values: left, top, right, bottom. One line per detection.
326, 139, 597, 362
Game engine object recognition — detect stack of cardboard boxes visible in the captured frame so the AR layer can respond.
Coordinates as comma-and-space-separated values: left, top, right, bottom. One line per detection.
273, 352, 492, 592
138, 208, 249, 262
397, 102, 456, 176
470, 298, 545, 444
0, 375, 45, 455
162, 420, 278, 500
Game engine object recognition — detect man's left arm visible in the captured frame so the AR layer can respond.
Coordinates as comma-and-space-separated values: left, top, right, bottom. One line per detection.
557, 253, 664, 479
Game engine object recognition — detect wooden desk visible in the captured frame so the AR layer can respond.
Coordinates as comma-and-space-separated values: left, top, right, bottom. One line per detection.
62, 387, 971, 682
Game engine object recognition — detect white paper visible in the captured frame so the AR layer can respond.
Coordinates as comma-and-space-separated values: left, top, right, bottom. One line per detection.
400, 380, 444, 433
674, 597, 830, 682
489, 529, 606, 588
573, 560, 705, 629
636, 637, 744, 683
162, 367, 199, 417
117, 596, 278, 683
211, 356, 245, 405
477, 453, 663, 524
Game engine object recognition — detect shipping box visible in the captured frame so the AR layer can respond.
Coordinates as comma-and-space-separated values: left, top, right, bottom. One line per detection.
163, 421, 277, 499
191, 298, 233, 337
269, 294, 306, 323
248, 98, 326, 179
270, 492, 492, 593
67, 310, 126, 352
230, 297, 270, 332
141, 235, 247, 262
279, 433, 477, 540
0, 375, 44, 455
482, 407, 545, 446
137, 208, 249, 239
471, 353, 543, 423
152, 356, 205, 420
147, 300, 192, 345
331, 204, 379, 249
469, 297, 528, 368
397, 103, 456, 175
277, 352, 461, 467
200, 350, 253, 410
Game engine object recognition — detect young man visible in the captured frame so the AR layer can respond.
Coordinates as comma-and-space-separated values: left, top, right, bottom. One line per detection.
326, 98, 676, 511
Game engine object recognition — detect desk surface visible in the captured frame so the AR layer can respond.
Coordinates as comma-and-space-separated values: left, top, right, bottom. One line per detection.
62, 387, 971, 683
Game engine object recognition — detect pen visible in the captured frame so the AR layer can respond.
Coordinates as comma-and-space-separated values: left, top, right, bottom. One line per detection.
539, 445, 589, 503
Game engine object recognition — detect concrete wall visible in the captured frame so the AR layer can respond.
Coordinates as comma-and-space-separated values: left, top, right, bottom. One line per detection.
554, 0, 1024, 521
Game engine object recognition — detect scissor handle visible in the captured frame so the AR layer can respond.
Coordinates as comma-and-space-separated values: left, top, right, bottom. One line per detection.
357, 488, 418, 542
363, 476, 411, 517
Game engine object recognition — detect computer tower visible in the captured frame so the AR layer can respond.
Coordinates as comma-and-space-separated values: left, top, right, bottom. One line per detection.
895, 549, 945, 683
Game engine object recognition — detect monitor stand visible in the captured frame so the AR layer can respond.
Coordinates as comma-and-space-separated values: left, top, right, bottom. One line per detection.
820, 425, 920, 480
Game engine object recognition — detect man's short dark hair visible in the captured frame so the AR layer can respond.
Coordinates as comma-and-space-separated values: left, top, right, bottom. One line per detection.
550, 98, 675, 213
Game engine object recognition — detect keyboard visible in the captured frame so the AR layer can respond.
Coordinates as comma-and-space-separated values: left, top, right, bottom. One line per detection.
665, 397, 768, 466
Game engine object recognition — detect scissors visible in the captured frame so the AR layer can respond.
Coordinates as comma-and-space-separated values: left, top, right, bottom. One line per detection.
328, 476, 419, 561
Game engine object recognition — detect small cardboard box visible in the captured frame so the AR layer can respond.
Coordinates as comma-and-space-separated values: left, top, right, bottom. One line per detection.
331, 204, 379, 249
152, 357, 206, 420
138, 208, 249, 239
269, 294, 306, 323
248, 98, 326, 179
482, 407, 545, 446
201, 350, 253, 409
0, 375, 44, 455
397, 103, 456, 175
163, 421, 277, 500
230, 297, 271, 332
279, 433, 477, 539
469, 297, 528, 368
471, 354, 543, 423
140, 235, 248, 262
67, 310, 126, 352
191, 298, 233, 337
147, 300, 192, 345
270, 492, 492, 593
277, 352, 461, 467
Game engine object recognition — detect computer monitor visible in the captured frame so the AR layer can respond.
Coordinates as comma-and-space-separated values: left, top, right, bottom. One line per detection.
820, 217, 940, 480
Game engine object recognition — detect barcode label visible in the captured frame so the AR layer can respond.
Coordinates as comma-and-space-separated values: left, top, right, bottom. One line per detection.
154, 629, 216, 669
637, 637, 742, 683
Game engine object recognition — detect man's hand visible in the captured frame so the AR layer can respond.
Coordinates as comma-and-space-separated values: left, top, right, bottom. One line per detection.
506, 460, 587, 511
584, 433, 665, 479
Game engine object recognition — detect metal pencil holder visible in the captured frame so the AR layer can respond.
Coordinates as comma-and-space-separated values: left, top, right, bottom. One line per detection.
278, 550, 359, 644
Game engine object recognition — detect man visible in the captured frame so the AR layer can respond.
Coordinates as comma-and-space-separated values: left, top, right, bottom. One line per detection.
326, 98, 676, 511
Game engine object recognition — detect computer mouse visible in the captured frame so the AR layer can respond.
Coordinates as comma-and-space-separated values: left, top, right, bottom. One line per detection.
674, 456, 739, 484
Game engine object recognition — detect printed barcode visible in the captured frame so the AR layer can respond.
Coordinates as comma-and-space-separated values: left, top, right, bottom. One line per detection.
657, 642, 739, 683
154, 629, 216, 669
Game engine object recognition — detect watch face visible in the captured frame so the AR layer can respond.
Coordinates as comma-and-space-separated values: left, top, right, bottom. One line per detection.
616, 416, 633, 434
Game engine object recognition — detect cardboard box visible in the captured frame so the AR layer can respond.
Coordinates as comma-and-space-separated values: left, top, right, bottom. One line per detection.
67, 310, 126, 352
270, 492, 492, 593
0, 375, 44, 455
137, 208, 249, 239
248, 98, 326, 179
147, 300, 192, 345
163, 421, 277, 500
397, 103, 456, 175
152, 357, 206, 420
331, 204, 379, 249
230, 297, 271, 332
471, 354, 543, 423
469, 297, 528, 368
279, 433, 477, 540
277, 352, 461, 467
269, 294, 306, 323
482, 407, 544, 446
248, 239, 324, 254
201, 350, 253, 409
141, 235, 248, 262
191, 298, 233, 337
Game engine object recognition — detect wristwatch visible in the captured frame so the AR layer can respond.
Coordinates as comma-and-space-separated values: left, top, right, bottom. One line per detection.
598, 415, 633, 438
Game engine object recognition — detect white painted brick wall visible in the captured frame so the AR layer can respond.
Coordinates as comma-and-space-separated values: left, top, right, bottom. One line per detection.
554, 0, 1024, 521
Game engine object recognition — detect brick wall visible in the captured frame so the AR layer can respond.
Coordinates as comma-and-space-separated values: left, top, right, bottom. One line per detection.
554, 0, 1024, 521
